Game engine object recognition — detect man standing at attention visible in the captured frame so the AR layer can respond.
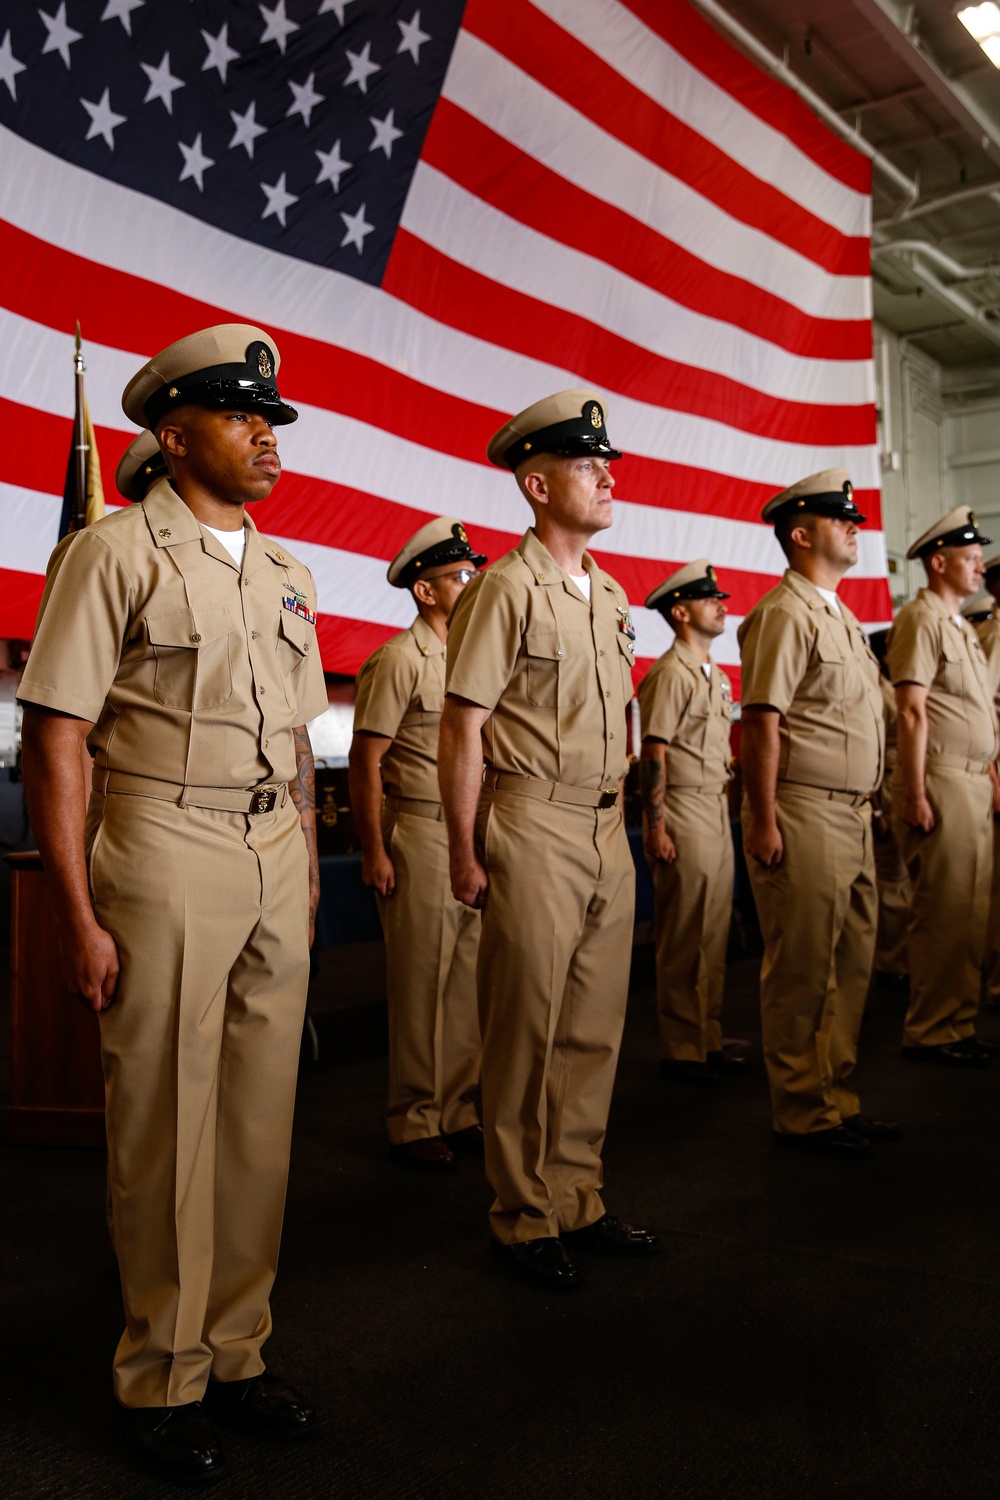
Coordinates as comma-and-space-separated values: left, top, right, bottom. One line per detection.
18, 326, 327, 1483
739, 470, 897, 1158
349, 517, 487, 1173
969, 556, 1000, 1012
439, 390, 660, 1291
888, 508, 999, 1066
638, 560, 742, 1086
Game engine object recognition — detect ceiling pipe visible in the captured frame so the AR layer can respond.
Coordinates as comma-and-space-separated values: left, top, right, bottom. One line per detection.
875, 175, 1000, 228
687, 0, 919, 204
881, 255, 1000, 353
871, 240, 996, 278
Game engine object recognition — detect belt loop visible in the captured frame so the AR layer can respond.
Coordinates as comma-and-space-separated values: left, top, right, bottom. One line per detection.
178, 785, 191, 809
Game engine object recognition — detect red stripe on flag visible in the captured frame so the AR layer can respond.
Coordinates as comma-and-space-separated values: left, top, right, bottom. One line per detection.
419, 99, 872, 361
621, 0, 872, 195
383, 230, 876, 447
0, 569, 45, 639
316, 615, 397, 677
461, 0, 869, 277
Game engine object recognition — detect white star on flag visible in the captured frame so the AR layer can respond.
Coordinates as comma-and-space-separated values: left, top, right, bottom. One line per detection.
0, 30, 26, 101
339, 201, 374, 254
101, 0, 144, 36
141, 53, 185, 115
258, 0, 299, 56
343, 41, 379, 94
201, 24, 239, 86
39, 3, 82, 69
287, 72, 323, 129
261, 171, 298, 228
178, 133, 214, 192
318, 0, 355, 24
229, 101, 267, 159
81, 88, 127, 150
315, 139, 351, 192
397, 12, 430, 64
369, 109, 402, 159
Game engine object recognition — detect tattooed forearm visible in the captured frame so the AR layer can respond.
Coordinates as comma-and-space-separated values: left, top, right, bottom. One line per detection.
639, 745, 666, 826
292, 725, 320, 941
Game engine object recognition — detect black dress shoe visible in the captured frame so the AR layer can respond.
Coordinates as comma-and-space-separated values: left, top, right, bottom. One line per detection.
900, 1041, 991, 1068
203, 1372, 317, 1442
560, 1213, 661, 1256
660, 1058, 721, 1086
707, 1048, 750, 1075
772, 1125, 872, 1159
490, 1235, 583, 1290
442, 1123, 485, 1154
968, 1035, 1000, 1058
122, 1402, 226, 1485
842, 1113, 901, 1142
389, 1136, 458, 1172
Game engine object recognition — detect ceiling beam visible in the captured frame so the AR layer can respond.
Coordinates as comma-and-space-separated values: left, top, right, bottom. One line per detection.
845, 0, 1000, 172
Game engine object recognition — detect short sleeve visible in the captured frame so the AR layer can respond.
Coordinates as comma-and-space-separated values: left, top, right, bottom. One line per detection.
289, 566, 329, 727
638, 662, 690, 744
739, 604, 812, 715
887, 610, 939, 689
445, 569, 526, 711
353, 642, 417, 738
17, 529, 134, 722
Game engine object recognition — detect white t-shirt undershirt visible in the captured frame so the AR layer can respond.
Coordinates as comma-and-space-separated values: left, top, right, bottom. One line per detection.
569, 572, 591, 602
815, 585, 842, 616
701, 663, 712, 679
202, 522, 246, 566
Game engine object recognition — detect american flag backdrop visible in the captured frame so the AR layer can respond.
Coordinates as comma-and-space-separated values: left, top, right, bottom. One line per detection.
0, 0, 890, 692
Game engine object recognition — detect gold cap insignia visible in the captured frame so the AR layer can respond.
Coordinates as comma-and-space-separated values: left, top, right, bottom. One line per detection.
971, 511, 979, 527
590, 404, 602, 428
258, 348, 273, 378
457, 524, 468, 544
168, 387, 179, 398
844, 480, 853, 497
708, 565, 716, 582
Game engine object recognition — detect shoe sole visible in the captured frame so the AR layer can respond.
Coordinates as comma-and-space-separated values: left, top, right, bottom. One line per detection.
204, 1409, 318, 1443
131, 1449, 228, 1486
900, 1051, 990, 1068
489, 1241, 584, 1291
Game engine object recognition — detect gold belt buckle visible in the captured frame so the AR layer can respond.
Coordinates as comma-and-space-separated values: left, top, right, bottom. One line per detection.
250, 788, 278, 815
598, 788, 618, 809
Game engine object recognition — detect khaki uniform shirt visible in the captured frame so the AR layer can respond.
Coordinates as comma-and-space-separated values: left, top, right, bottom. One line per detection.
637, 639, 733, 789
18, 480, 328, 787
975, 616, 1000, 710
888, 588, 998, 768
880, 676, 899, 775
445, 529, 635, 789
738, 568, 884, 795
353, 615, 444, 802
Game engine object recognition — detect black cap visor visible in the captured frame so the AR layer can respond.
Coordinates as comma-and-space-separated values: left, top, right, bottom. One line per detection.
771, 491, 866, 526
401, 540, 488, 589
917, 524, 993, 558
147, 378, 298, 428
504, 415, 623, 471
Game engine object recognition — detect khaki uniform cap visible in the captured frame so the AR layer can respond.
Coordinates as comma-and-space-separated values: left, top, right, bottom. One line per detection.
121, 323, 297, 430
386, 516, 487, 588
906, 505, 992, 560
761, 467, 864, 525
486, 388, 622, 471
115, 431, 168, 503
644, 558, 729, 613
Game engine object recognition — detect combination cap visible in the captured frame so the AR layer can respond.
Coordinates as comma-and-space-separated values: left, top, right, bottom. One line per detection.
906, 506, 992, 561
960, 593, 994, 623
761, 468, 865, 526
645, 558, 729, 614
387, 517, 487, 589
121, 323, 297, 431
982, 551, 1000, 582
115, 430, 169, 502
486, 388, 623, 471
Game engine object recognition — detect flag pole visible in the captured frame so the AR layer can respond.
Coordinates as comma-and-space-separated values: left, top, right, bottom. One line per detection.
73, 319, 88, 533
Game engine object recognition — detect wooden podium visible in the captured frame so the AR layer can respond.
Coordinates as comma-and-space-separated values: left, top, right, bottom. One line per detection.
5, 851, 106, 1146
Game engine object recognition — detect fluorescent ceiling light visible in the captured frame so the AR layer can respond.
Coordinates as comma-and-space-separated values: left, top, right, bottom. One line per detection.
957, 2, 1000, 62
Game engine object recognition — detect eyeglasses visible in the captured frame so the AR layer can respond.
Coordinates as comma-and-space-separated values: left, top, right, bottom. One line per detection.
429, 568, 475, 585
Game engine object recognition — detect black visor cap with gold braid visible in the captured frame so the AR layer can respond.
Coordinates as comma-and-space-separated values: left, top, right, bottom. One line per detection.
502, 410, 623, 471
767, 488, 866, 526
398, 523, 488, 589
144, 340, 298, 428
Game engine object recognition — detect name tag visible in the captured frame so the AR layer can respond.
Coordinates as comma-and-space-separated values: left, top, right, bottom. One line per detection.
282, 594, 317, 625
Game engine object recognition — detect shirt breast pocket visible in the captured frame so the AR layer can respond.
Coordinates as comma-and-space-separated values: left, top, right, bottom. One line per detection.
815, 633, 846, 694
937, 632, 964, 697
526, 629, 588, 709
277, 610, 315, 706
146, 607, 234, 711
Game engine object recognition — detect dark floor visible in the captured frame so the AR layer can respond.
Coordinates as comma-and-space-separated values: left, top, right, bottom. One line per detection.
4, 955, 1000, 1500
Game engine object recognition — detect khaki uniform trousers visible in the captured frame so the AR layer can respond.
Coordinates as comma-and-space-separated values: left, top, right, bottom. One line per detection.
652, 787, 734, 1062
474, 790, 635, 1245
984, 819, 1000, 1005
891, 767, 992, 1046
377, 805, 481, 1143
873, 819, 911, 975
743, 786, 876, 1134
87, 789, 310, 1409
